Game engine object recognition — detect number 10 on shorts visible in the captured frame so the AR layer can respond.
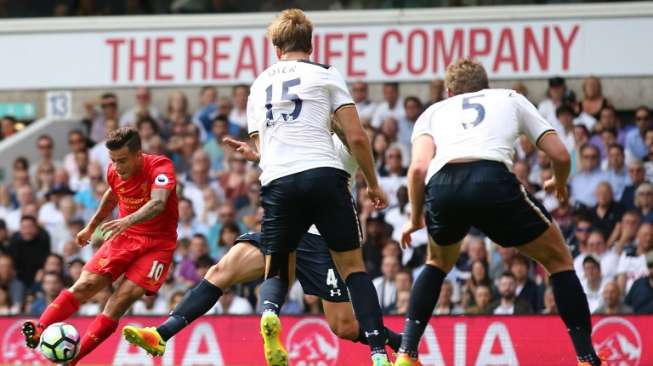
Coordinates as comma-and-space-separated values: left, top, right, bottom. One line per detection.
147, 260, 165, 281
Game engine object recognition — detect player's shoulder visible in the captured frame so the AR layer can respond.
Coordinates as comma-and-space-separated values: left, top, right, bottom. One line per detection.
297, 59, 331, 70
144, 153, 173, 166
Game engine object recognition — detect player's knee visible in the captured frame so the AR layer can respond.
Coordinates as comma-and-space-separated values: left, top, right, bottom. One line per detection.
70, 278, 99, 301
329, 315, 358, 341
425, 258, 454, 273
205, 262, 232, 289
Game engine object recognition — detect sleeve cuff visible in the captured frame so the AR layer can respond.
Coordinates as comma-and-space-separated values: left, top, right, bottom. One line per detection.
334, 103, 355, 114
535, 129, 557, 146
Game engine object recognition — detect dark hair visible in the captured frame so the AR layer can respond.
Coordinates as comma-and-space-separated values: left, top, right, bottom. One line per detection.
37, 134, 54, 144
136, 116, 160, 134
105, 127, 141, 152
200, 86, 216, 95
510, 254, 530, 268
1, 115, 16, 123
635, 105, 651, 116
0, 219, 5, 230
13, 157, 29, 171
608, 143, 624, 154
101, 92, 117, 100
68, 258, 86, 267
20, 215, 37, 225
383, 82, 399, 90
404, 96, 423, 109
500, 271, 516, 280
233, 84, 249, 93
556, 105, 574, 117
580, 143, 599, 155
600, 105, 616, 115
195, 254, 214, 269
582, 255, 600, 268
213, 114, 229, 125
0, 284, 13, 307
43, 271, 63, 283
218, 222, 242, 247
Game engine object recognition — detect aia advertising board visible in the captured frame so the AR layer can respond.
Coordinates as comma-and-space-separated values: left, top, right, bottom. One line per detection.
0, 315, 650, 365
0, 16, 652, 89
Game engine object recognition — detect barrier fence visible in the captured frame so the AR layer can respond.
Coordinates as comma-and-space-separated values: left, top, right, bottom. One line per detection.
0, 315, 649, 365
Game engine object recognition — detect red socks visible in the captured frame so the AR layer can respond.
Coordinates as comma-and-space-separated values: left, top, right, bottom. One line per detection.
38, 290, 80, 328
73, 314, 118, 364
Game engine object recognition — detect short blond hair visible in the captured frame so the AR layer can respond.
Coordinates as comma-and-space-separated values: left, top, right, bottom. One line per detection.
445, 58, 489, 96
268, 9, 313, 54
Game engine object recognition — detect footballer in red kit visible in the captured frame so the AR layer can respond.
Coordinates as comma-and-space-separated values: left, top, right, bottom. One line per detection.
21, 127, 178, 366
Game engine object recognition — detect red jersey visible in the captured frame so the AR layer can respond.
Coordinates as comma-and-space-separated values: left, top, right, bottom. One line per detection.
107, 154, 178, 240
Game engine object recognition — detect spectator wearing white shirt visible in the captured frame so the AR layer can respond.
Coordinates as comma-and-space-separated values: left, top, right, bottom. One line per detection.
570, 144, 608, 207
556, 105, 576, 152
351, 81, 377, 126
89, 117, 119, 171
490, 272, 532, 315
373, 255, 400, 314
580, 256, 609, 313
385, 186, 428, 249
84, 93, 120, 143
594, 281, 632, 315
229, 85, 249, 129
617, 223, 653, 293
119, 87, 162, 126
574, 230, 619, 281
537, 76, 566, 131
63, 130, 89, 182
379, 145, 407, 208
209, 287, 253, 314
534, 168, 559, 212
177, 198, 209, 241
371, 82, 404, 128
132, 294, 168, 315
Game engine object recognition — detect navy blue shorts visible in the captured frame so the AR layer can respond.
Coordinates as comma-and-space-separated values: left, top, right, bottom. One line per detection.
425, 160, 552, 247
235, 232, 349, 302
261, 167, 361, 254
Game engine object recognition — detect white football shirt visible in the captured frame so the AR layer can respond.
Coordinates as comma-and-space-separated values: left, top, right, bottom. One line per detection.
248, 60, 354, 186
411, 89, 555, 183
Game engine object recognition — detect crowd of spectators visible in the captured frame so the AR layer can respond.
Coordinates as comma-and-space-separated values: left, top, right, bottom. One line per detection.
0, 0, 628, 18
0, 74, 653, 318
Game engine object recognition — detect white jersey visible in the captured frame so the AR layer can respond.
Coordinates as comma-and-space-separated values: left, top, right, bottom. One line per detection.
247, 60, 354, 186
411, 89, 554, 182
307, 135, 358, 236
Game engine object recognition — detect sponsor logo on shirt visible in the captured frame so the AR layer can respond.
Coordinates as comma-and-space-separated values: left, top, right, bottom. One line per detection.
154, 174, 169, 186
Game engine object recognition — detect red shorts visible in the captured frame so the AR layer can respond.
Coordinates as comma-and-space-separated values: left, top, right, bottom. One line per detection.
84, 233, 176, 295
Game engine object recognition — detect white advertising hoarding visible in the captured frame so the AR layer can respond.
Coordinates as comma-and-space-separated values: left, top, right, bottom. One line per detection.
0, 16, 651, 89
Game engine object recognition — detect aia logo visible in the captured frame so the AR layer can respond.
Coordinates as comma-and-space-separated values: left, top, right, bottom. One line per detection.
1, 320, 48, 364
287, 318, 339, 366
592, 317, 642, 366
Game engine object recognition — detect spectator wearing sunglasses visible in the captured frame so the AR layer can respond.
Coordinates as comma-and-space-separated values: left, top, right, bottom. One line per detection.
84, 93, 120, 143
625, 106, 651, 161
570, 144, 607, 207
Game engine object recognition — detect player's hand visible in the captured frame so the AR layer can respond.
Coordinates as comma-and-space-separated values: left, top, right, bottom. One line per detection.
367, 185, 388, 209
544, 178, 569, 205
76, 226, 94, 247
223, 137, 260, 162
100, 218, 130, 240
401, 220, 424, 249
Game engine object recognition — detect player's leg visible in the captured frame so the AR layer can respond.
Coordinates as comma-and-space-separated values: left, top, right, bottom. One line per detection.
516, 225, 602, 366
396, 163, 471, 366
22, 244, 116, 348
472, 163, 601, 366
154, 242, 265, 343
73, 278, 146, 365
295, 232, 401, 351
395, 239, 461, 365
258, 177, 307, 366
321, 300, 401, 352
310, 169, 389, 363
74, 240, 174, 365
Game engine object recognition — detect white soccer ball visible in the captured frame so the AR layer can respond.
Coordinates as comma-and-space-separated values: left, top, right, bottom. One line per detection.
39, 322, 80, 363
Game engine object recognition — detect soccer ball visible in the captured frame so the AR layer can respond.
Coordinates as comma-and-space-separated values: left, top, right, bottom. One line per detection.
39, 322, 80, 363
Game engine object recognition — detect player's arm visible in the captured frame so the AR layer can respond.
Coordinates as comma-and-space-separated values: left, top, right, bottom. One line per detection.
538, 132, 571, 204
515, 93, 570, 204
101, 187, 171, 238
333, 106, 387, 209
223, 135, 260, 162
76, 188, 119, 246
401, 135, 435, 248
331, 115, 351, 153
